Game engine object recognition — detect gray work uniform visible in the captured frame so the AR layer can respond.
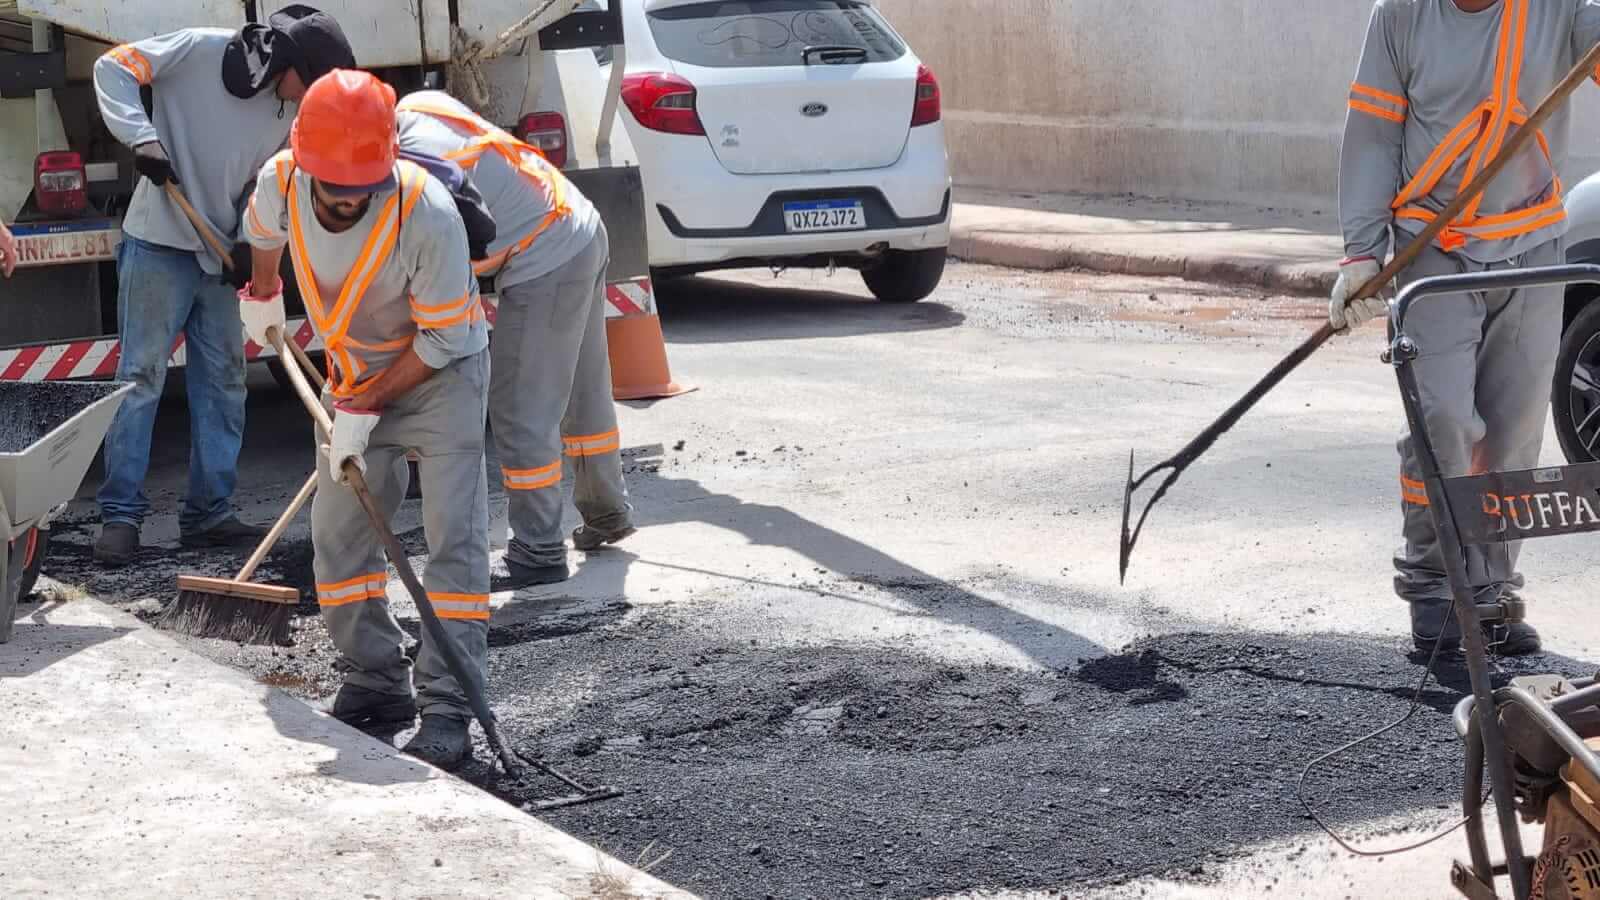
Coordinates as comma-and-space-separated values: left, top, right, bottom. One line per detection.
396, 92, 630, 569
1339, 0, 1600, 628
246, 155, 492, 719
95, 28, 292, 272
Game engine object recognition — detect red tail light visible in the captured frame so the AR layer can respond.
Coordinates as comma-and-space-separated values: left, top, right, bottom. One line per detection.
515, 111, 569, 168
911, 64, 941, 127
621, 72, 705, 136
35, 151, 87, 214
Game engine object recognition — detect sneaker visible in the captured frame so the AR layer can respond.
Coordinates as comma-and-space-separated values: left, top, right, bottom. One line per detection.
572, 523, 637, 552
402, 714, 473, 771
93, 522, 140, 567
180, 515, 268, 549
330, 684, 417, 730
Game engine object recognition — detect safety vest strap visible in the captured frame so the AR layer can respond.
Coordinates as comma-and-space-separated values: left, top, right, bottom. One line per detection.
1388, 0, 1559, 253
287, 162, 430, 397
398, 97, 572, 273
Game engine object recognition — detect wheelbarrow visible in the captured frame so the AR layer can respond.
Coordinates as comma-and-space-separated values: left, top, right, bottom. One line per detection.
0, 380, 132, 643
1387, 264, 1600, 900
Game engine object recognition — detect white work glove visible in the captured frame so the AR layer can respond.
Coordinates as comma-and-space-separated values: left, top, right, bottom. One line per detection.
321, 402, 380, 487
1328, 256, 1389, 332
238, 283, 286, 348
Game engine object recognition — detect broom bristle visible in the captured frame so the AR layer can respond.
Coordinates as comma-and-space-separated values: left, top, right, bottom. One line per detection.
158, 589, 295, 646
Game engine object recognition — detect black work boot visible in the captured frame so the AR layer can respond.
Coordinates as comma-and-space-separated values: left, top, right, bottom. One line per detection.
181, 515, 268, 549
330, 684, 417, 730
572, 523, 637, 552
1410, 597, 1542, 657
402, 714, 473, 771
93, 522, 140, 567
502, 556, 570, 588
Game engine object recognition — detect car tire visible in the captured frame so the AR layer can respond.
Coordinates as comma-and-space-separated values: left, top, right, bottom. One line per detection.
1553, 295, 1600, 463
861, 247, 947, 304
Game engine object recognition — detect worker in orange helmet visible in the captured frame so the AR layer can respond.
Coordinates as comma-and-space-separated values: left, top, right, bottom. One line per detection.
242, 70, 491, 770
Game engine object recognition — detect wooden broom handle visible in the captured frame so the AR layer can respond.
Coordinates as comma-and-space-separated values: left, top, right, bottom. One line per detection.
163, 181, 235, 271
234, 472, 317, 582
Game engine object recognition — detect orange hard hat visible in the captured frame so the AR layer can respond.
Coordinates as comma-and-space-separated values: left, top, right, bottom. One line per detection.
291, 69, 398, 192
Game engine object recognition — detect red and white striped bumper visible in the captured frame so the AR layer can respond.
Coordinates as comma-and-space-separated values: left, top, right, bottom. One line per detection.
1, 277, 655, 383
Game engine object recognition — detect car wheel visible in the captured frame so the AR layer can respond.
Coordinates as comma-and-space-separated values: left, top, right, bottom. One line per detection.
1553, 296, 1600, 463
861, 247, 947, 304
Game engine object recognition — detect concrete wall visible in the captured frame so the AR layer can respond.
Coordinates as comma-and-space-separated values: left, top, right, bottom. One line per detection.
874, 0, 1600, 209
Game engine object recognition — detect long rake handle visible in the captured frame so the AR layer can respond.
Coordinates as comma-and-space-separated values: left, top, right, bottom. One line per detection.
268, 327, 523, 777
1133, 39, 1600, 495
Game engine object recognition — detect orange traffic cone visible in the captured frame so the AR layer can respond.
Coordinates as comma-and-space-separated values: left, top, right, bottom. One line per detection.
604, 277, 695, 401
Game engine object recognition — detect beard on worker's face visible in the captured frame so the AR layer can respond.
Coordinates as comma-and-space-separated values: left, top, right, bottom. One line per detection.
320, 196, 371, 226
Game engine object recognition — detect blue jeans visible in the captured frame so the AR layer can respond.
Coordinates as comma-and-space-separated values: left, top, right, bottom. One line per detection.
97, 236, 246, 534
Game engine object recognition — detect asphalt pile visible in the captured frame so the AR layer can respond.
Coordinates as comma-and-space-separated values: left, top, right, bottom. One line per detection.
0, 382, 124, 453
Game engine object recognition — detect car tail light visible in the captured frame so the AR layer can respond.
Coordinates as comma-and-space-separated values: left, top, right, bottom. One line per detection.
620, 72, 705, 136
515, 111, 569, 168
911, 64, 941, 127
35, 151, 87, 214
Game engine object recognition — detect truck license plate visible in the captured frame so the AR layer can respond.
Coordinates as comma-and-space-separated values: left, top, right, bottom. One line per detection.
783, 200, 865, 234
10, 219, 121, 269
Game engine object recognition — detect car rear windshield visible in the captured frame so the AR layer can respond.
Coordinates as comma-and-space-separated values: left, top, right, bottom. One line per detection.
646, 1, 906, 68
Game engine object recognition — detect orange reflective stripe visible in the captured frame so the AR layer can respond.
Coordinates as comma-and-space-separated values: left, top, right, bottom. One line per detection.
412, 305, 481, 330
1392, 106, 1484, 208
109, 45, 152, 84
1350, 83, 1407, 110
317, 573, 388, 606
503, 460, 562, 491
1400, 475, 1430, 506
1458, 0, 1526, 224
1349, 99, 1405, 123
412, 291, 475, 316
430, 592, 492, 621
564, 428, 621, 457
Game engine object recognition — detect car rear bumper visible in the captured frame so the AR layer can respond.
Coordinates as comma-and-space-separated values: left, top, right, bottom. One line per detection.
641, 123, 951, 268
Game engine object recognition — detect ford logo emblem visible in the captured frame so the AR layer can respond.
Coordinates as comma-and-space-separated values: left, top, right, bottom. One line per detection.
801, 102, 828, 118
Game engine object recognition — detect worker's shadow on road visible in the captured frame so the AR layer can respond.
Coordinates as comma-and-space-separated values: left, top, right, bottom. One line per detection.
550, 449, 1104, 670
653, 275, 964, 344
258, 690, 435, 788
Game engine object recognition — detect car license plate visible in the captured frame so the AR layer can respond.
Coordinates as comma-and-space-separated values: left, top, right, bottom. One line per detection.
783, 200, 865, 234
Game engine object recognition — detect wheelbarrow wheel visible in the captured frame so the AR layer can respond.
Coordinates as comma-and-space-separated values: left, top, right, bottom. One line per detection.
18, 526, 48, 602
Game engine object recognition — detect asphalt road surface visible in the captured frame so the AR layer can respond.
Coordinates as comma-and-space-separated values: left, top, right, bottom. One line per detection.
30, 262, 1600, 899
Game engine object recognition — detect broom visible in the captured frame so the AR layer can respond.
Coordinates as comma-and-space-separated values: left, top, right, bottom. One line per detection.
160, 341, 328, 644
156, 181, 325, 643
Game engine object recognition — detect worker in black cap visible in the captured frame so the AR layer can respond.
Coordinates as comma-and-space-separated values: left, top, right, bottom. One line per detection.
90, 6, 355, 567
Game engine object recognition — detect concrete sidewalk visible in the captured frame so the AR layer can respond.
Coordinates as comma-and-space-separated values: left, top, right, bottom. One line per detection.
0, 598, 692, 900
951, 188, 1343, 295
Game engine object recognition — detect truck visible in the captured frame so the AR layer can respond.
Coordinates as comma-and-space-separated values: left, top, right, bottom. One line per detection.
0, 0, 649, 385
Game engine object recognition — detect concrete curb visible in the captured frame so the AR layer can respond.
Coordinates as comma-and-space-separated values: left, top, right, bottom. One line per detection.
1, 598, 696, 900
950, 220, 1339, 297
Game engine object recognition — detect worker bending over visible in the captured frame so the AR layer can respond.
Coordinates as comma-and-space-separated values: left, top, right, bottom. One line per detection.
1333, 0, 1600, 655
242, 70, 490, 770
91, 5, 353, 566
395, 90, 634, 588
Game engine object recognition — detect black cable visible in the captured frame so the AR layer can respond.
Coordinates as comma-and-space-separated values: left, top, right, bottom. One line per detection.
1296, 602, 1491, 856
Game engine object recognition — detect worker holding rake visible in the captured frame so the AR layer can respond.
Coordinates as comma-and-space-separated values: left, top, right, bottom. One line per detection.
241, 70, 492, 770
1334, 0, 1600, 656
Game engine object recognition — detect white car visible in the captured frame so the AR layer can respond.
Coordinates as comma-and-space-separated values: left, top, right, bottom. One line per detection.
614, 0, 952, 302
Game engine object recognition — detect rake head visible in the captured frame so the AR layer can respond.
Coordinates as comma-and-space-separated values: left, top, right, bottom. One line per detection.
1118, 451, 1182, 585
